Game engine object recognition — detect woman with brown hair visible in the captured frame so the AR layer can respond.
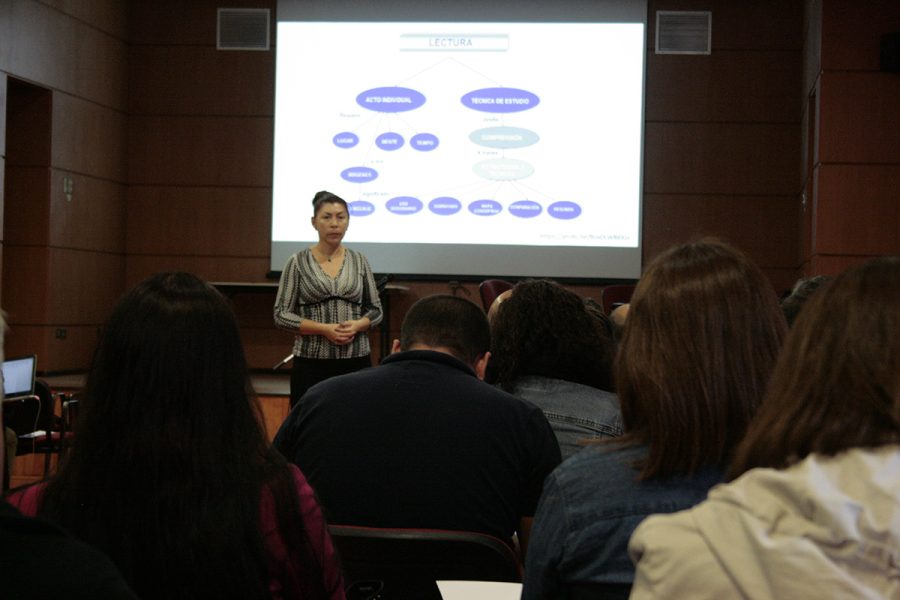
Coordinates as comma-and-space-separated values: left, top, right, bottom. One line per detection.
521, 239, 786, 598
629, 256, 900, 599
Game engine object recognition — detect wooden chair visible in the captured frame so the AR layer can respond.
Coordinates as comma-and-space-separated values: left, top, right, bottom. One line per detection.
329, 525, 522, 600
599, 284, 636, 315
478, 279, 514, 312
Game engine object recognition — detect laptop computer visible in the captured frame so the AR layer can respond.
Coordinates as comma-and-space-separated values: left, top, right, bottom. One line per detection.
2, 354, 37, 400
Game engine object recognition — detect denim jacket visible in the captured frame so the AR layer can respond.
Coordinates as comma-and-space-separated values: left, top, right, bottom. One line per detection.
522, 443, 724, 599
512, 376, 622, 460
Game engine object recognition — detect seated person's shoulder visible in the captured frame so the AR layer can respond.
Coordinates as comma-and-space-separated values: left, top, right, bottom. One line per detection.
0, 501, 139, 599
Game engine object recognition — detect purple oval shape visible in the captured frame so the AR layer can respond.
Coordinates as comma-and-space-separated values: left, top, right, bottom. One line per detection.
428, 196, 461, 215
468, 199, 503, 216
348, 200, 375, 216
340, 166, 378, 183
460, 87, 540, 114
385, 196, 423, 215
333, 132, 359, 149
548, 201, 582, 220
357, 87, 426, 113
411, 133, 439, 152
376, 132, 405, 151
509, 200, 542, 218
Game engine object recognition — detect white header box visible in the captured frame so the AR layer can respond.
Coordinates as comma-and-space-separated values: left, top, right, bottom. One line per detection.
400, 33, 509, 51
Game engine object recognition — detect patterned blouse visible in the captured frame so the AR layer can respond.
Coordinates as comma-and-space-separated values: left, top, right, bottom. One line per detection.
274, 247, 383, 359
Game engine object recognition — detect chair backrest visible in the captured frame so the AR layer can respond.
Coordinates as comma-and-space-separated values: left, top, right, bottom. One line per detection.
32, 379, 57, 431
478, 279, 514, 312
2, 396, 41, 437
329, 525, 522, 600
600, 284, 636, 315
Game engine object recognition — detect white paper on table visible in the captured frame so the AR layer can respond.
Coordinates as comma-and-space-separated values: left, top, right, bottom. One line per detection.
436, 580, 522, 600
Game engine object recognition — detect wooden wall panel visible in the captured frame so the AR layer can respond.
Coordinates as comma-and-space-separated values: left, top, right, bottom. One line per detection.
3, 325, 49, 371
125, 255, 271, 288
41, 0, 127, 40
807, 1, 900, 269
647, 0, 802, 51
49, 172, 125, 252
1, 0, 128, 373
810, 254, 879, 275
12, 324, 100, 373
48, 247, 124, 324
1, 0, 126, 109
643, 194, 800, 267
52, 95, 127, 181
821, 0, 900, 70
818, 72, 900, 164
127, 116, 273, 186
644, 122, 800, 196
126, 186, 269, 257
645, 50, 801, 123
814, 164, 900, 255
129, 46, 274, 116
129, 0, 274, 47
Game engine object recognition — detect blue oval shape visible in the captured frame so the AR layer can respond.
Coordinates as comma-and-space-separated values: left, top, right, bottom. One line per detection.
411, 133, 439, 152
348, 200, 375, 216
340, 166, 378, 183
428, 196, 461, 215
548, 201, 582, 220
461, 87, 540, 114
376, 132, 405, 151
468, 199, 503, 216
333, 132, 359, 149
509, 200, 542, 218
357, 87, 426, 113
385, 196, 423, 215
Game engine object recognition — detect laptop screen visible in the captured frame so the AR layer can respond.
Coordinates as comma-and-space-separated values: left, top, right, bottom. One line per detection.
2, 355, 37, 400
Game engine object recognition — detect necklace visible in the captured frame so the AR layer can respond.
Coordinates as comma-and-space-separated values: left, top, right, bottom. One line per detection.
316, 246, 342, 263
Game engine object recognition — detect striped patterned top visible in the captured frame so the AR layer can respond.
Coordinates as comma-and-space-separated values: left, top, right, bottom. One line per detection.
274, 247, 383, 359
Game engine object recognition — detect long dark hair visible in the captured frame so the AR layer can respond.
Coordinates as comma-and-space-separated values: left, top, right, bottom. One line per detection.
488, 279, 615, 392
616, 239, 786, 479
37, 273, 331, 599
729, 256, 900, 479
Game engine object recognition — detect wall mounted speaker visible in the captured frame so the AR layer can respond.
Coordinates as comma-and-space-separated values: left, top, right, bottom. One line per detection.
217, 8, 270, 51
656, 11, 712, 55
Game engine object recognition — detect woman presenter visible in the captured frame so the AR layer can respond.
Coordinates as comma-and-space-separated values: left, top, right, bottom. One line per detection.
275, 191, 383, 407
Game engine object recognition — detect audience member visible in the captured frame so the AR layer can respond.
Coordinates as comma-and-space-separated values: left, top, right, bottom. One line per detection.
521, 239, 787, 597
780, 274, 831, 326
488, 280, 622, 459
1, 312, 138, 599
6, 273, 344, 600
486, 288, 512, 323
608, 303, 630, 342
629, 256, 900, 599
274, 294, 561, 551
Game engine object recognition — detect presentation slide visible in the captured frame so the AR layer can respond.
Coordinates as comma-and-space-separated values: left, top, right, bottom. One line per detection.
271, 6, 646, 279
